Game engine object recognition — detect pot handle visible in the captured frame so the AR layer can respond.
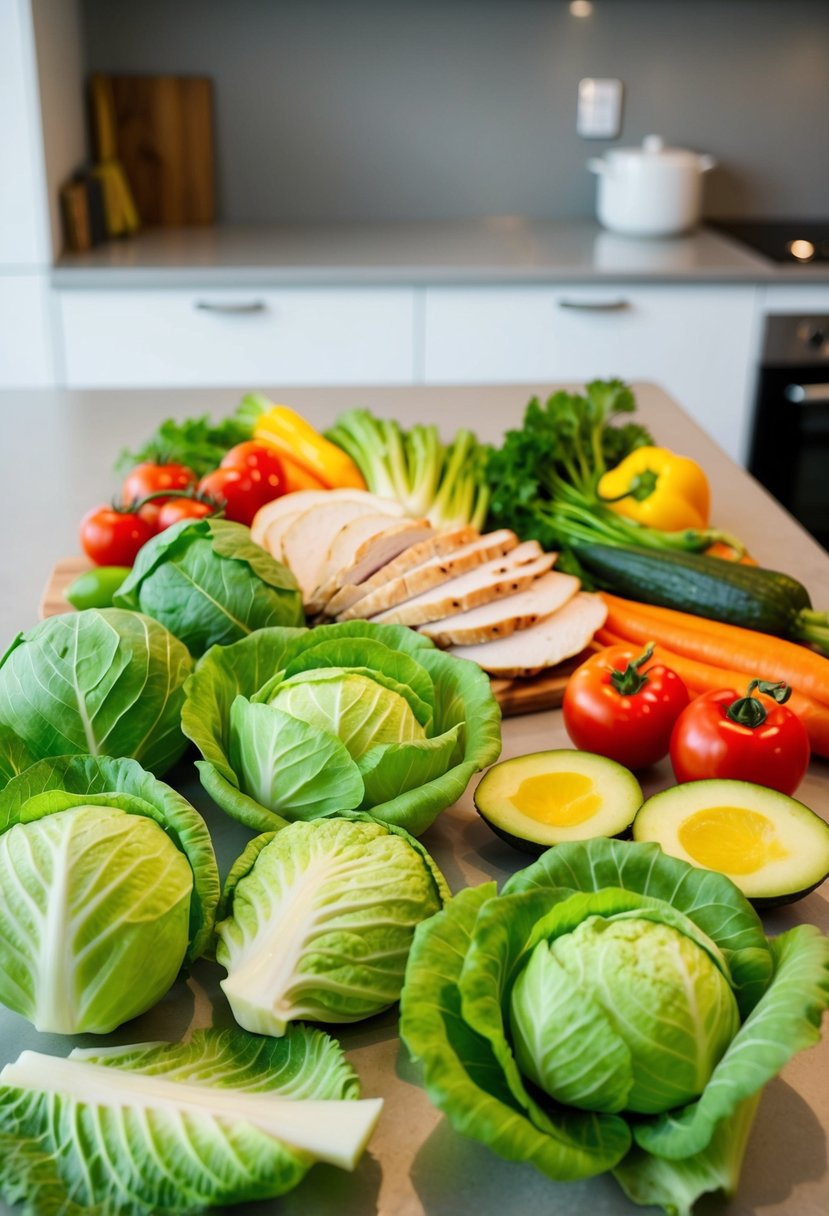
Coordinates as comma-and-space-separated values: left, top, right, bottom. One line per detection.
699, 154, 717, 172
586, 158, 608, 176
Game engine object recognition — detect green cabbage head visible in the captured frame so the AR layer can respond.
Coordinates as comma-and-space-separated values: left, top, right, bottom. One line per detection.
114, 517, 304, 656
0, 755, 219, 1034
400, 837, 829, 1216
216, 814, 449, 1035
182, 620, 502, 835
0, 608, 192, 776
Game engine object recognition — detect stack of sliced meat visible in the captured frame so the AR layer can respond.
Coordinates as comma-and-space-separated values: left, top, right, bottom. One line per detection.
251, 490, 607, 678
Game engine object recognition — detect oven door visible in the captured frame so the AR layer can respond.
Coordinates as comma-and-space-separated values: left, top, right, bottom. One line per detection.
749, 367, 829, 550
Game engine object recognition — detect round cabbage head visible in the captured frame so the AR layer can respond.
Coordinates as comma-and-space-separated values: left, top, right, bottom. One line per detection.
0, 755, 219, 1034
181, 620, 502, 836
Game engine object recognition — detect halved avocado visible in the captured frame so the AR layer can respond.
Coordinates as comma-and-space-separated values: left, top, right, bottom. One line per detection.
473, 749, 643, 855
633, 779, 829, 907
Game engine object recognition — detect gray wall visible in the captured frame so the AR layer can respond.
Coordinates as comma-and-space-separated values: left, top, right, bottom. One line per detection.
81, 0, 829, 224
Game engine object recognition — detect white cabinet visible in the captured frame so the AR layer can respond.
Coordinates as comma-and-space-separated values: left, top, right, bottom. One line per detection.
58, 287, 417, 387
422, 284, 760, 462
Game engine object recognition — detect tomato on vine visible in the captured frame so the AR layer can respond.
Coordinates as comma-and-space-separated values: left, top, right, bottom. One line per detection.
563, 642, 690, 770
669, 679, 810, 795
79, 505, 155, 567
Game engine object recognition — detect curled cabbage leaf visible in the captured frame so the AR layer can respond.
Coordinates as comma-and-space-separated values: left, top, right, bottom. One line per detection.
400, 837, 829, 1216
216, 814, 449, 1035
182, 620, 502, 835
0, 609, 192, 776
114, 517, 304, 656
0, 755, 219, 1034
0, 1026, 382, 1215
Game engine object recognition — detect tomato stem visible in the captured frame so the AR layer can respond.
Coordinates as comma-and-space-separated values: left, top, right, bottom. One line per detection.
726, 679, 791, 728
610, 642, 655, 696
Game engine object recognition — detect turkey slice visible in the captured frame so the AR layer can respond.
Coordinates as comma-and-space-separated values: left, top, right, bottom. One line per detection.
419, 569, 579, 647
324, 525, 479, 618
281, 500, 399, 600
250, 488, 403, 549
337, 529, 519, 622
306, 516, 434, 614
447, 592, 607, 676
370, 542, 554, 627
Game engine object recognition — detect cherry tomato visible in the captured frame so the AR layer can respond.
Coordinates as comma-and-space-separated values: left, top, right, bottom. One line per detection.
156, 497, 219, 530
79, 505, 155, 567
198, 463, 283, 526
562, 643, 690, 770
221, 441, 286, 493
670, 680, 810, 795
121, 462, 197, 507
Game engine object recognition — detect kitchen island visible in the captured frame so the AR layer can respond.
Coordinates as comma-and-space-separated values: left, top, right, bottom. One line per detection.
0, 383, 827, 1216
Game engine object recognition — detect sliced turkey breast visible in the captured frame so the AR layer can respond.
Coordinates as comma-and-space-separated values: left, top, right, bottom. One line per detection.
324, 524, 479, 618
280, 500, 398, 600
447, 592, 607, 676
250, 488, 404, 549
337, 529, 519, 622
369, 542, 554, 628
419, 569, 579, 647
306, 516, 434, 614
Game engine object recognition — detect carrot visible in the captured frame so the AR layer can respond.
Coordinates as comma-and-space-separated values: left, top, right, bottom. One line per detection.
594, 625, 829, 758
704, 540, 758, 565
600, 593, 829, 709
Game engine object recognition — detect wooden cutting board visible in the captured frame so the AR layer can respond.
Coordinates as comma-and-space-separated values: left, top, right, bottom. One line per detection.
40, 558, 575, 716
92, 74, 215, 226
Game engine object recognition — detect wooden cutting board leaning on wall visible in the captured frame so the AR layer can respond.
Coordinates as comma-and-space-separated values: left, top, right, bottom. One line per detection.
90, 74, 215, 226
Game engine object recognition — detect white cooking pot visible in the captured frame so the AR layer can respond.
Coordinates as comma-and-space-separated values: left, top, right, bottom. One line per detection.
587, 135, 716, 237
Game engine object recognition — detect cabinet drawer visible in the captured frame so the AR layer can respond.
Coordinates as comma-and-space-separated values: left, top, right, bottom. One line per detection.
423, 285, 759, 461
59, 287, 416, 387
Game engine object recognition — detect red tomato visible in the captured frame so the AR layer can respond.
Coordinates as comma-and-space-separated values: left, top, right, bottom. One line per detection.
121, 462, 197, 507
562, 643, 691, 770
670, 681, 810, 795
197, 467, 275, 526
156, 497, 219, 530
79, 505, 155, 567
221, 442, 286, 498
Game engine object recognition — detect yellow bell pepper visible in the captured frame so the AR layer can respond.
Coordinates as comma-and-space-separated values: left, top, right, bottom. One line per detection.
597, 446, 711, 531
253, 404, 366, 490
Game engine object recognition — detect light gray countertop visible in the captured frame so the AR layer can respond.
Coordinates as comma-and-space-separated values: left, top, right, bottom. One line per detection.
51, 218, 829, 289
0, 383, 827, 1216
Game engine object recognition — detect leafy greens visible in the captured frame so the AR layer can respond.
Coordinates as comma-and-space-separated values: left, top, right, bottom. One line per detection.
216, 814, 449, 1035
115, 517, 304, 656
0, 755, 219, 1033
399, 836, 829, 1215
113, 398, 260, 478
181, 620, 501, 836
0, 608, 193, 776
0, 1026, 382, 1214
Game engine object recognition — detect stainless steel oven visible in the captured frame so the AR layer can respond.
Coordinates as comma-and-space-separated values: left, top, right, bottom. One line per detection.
748, 315, 829, 551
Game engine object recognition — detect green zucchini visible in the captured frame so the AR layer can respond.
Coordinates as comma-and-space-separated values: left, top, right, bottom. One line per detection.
573, 543, 829, 653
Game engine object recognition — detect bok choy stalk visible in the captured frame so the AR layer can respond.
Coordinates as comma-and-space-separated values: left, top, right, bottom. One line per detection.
325, 409, 490, 529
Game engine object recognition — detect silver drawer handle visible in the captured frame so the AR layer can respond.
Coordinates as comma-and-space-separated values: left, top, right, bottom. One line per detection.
785, 383, 829, 406
194, 300, 267, 314
557, 298, 631, 312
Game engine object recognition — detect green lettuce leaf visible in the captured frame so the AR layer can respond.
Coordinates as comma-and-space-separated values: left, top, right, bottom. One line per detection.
0, 1026, 380, 1215
0, 725, 35, 789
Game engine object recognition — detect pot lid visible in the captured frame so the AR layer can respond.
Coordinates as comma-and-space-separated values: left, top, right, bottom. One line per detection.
606, 135, 713, 168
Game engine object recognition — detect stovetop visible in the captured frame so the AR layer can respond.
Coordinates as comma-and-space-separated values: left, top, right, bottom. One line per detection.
709, 219, 829, 264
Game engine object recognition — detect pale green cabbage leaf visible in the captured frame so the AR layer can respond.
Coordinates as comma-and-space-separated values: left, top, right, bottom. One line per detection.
399, 837, 829, 1215
216, 814, 449, 1035
182, 620, 501, 835
0, 1026, 381, 1215
0, 609, 192, 776
0, 756, 219, 1034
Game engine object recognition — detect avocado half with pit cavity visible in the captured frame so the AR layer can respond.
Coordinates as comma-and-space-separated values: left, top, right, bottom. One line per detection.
473, 749, 643, 854
633, 778, 829, 907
